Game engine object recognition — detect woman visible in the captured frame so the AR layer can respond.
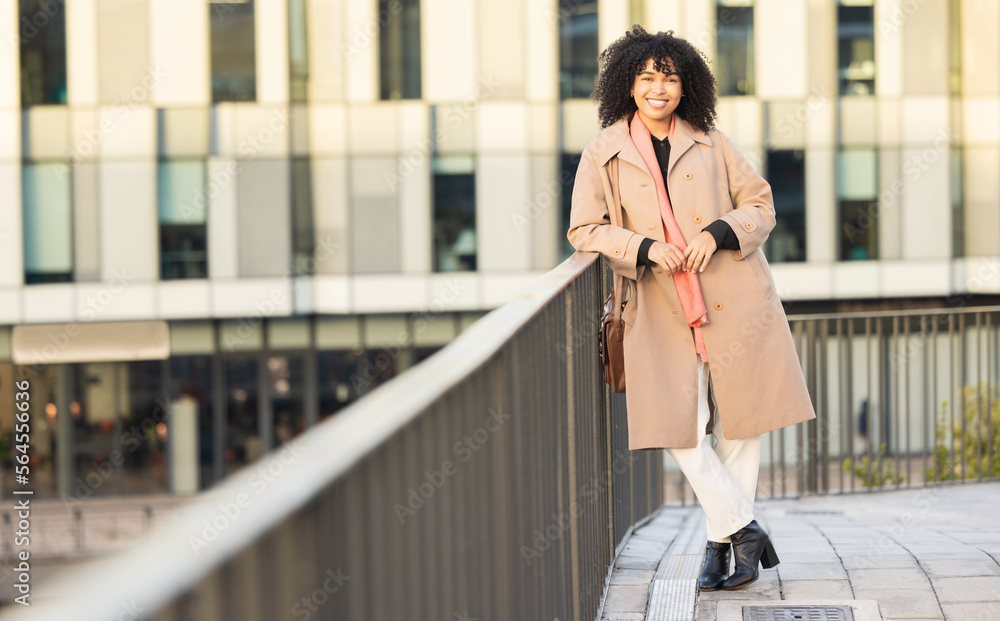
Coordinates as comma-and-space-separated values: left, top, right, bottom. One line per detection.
566, 26, 816, 591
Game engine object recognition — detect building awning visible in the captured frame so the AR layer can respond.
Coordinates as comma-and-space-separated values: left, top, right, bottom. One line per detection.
12, 321, 170, 365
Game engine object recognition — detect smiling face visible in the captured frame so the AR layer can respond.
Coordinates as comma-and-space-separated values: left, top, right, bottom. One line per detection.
631, 57, 683, 136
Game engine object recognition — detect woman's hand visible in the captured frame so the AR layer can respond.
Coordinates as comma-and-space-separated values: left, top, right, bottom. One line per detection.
682, 231, 718, 273
647, 241, 687, 274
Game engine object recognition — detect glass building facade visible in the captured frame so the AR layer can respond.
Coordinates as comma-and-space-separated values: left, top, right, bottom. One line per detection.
2, 0, 986, 499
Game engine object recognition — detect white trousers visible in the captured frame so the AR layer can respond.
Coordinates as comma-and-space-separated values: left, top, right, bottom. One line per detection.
666, 356, 761, 543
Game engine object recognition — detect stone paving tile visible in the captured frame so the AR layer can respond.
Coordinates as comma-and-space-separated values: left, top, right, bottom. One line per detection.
846, 567, 931, 590
946, 530, 1000, 544
768, 551, 841, 564
779, 578, 854, 600
601, 613, 646, 621
852, 586, 944, 620
930, 576, 1000, 603
615, 555, 660, 571
840, 554, 919, 570
940, 601, 1000, 621
698, 570, 780, 601
921, 557, 1000, 577
909, 550, 997, 562
620, 539, 667, 559
602, 584, 650, 613
695, 599, 717, 621
775, 561, 849, 581
609, 568, 656, 585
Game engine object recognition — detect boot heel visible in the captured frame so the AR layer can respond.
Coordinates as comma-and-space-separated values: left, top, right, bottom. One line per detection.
760, 537, 779, 569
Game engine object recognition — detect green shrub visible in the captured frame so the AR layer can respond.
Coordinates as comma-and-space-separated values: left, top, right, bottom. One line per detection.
926, 381, 1000, 481
843, 442, 905, 487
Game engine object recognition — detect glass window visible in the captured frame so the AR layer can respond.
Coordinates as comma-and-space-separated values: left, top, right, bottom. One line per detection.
268, 356, 306, 446
838, 0, 875, 96
716, 0, 755, 96
18, 0, 67, 106
318, 349, 396, 421
379, 0, 421, 100
224, 358, 260, 476
291, 158, 315, 275
560, 153, 583, 261
764, 150, 806, 262
120, 361, 167, 495
837, 148, 878, 260
559, 0, 598, 99
73, 363, 119, 497
210, 0, 257, 103
13, 364, 62, 497
432, 156, 476, 272
158, 160, 208, 280
951, 149, 964, 258
288, 0, 309, 102
23, 162, 73, 284
0, 363, 17, 493
948, 0, 961, 95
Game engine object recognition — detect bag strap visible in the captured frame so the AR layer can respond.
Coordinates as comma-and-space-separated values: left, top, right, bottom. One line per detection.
607, 157, 630, 325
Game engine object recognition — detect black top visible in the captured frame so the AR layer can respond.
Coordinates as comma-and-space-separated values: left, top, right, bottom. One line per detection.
635, 133, 739, 268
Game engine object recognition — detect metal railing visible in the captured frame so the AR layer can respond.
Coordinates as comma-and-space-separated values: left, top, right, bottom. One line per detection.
666, 305, 1000, 502
10, 252, 662, 621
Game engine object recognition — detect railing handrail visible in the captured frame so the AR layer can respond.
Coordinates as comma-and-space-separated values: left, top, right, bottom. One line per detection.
8, 252, 603, 620
787, 304, 1000, 322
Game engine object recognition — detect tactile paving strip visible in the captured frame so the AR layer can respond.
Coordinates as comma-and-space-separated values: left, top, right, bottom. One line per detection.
647, 512, 703, 621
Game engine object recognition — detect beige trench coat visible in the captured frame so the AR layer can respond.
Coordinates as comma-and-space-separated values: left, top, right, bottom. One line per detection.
567, 113, 816, 450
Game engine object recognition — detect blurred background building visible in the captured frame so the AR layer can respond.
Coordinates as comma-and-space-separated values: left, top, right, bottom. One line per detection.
0, 0, 996, 499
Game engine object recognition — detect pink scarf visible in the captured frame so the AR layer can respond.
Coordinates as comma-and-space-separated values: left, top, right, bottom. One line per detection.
629, 113, 710, 360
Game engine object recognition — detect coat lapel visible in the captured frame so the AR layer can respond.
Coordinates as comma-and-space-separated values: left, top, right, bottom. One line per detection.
667, 116, 712, 177
592, 114, 713, 181
617, 134, 652, 179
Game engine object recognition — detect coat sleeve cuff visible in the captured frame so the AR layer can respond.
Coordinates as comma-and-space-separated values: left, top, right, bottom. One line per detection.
701, 220, 738, 253
636, 237, 656, 267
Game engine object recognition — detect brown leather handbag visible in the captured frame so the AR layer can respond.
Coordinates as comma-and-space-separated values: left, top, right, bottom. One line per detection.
599, 157, 629, 393
599, 281, 628, 392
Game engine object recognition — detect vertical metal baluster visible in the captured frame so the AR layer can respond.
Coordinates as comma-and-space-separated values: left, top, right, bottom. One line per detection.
795, 321, 805, 496
892, 314, 901, 486
959, 313, 967, 481
876, 315, 885, 489
865, 315, 873, 492
847, 317, 855, 493
904, 314, 911, 487
931, 314, 940, 483
986, 312, 997, 477
820, 318, 829, 493
976, 312, 984, 481
837, 317, 845, 493
948, 313, 956, 482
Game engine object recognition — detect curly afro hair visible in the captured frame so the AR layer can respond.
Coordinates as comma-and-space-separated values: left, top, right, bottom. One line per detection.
591, 25, 718, 134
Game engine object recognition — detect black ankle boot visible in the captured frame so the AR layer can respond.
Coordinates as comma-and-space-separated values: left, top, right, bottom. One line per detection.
698, 540, 730, 591
720, 520, 779, 590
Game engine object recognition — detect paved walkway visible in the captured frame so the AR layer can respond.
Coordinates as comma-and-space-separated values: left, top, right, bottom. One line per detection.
599, 482, 1000, 621
0, 495, 188, 605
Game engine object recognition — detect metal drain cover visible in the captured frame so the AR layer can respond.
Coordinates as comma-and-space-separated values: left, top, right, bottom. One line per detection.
743, 606, 854, 621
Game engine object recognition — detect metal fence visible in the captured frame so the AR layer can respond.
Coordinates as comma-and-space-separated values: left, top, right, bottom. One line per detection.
666, 305, 1000, 503
9, 252, 662, 621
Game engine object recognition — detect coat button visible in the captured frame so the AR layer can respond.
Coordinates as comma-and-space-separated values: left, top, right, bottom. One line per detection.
745, 222, 754, 230
714, 302, 723, 310
693, 215, 702, 223
684, 172, 692, 180
613, 249, 620, 254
